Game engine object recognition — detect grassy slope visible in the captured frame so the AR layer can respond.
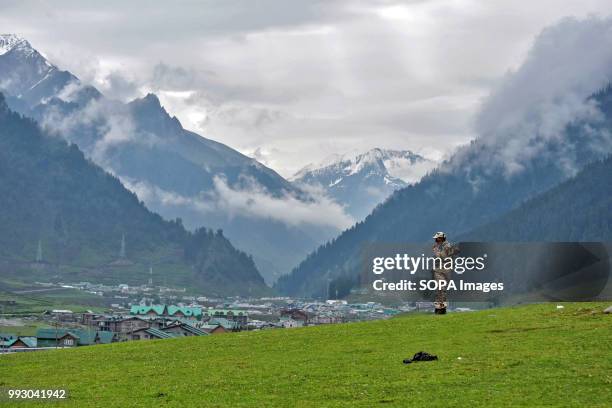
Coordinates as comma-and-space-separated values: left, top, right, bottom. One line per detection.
0, 323, 51, 336
0, 289, 107, 316
0, 303, 610, 407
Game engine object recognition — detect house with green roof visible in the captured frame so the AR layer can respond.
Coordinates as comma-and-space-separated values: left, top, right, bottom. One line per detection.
1, 335, 37, 350
209, 318, 241, 332
129, 327, 177, 340
129, 304, 167, 317
200, 324, 228, 335
36, 328, 116, 347
206, 309, 248, 326
4, 336, 37, 349
130, 304, 203, 320
0, 332, 16, 344
161, 322, 208, 337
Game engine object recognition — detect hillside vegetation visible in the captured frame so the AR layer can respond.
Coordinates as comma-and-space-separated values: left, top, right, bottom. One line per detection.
0, 93, 268, 296
1, 303, 610, 407
0, 35, 337, 284
460, 156, 612, 241
276, 85, 612, 297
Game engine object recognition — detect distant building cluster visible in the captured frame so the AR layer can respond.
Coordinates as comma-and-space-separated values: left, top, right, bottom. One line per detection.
0, 304, 247, 351
1, 294, 417, 353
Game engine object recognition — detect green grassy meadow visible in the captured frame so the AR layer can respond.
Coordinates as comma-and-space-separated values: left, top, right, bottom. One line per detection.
0, 303, 610, 407
0, 322, 51, 336
0, 289, 107, 316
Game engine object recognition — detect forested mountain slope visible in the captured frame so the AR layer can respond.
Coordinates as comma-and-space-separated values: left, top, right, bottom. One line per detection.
0, 93, 268, 296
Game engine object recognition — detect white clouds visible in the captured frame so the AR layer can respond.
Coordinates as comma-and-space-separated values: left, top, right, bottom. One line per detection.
39, 96, 144, 165
474, 16, 612, 176
91, 107, 136, 162
2, 1, 612, 177
123, 178, 215, 214
96, 71, 142, 102
212, 177, 354, 229
122, 175, 354, 231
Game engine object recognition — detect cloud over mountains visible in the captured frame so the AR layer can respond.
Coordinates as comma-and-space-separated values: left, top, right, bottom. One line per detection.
4, 1, 611, 176
474, 16, 612, 176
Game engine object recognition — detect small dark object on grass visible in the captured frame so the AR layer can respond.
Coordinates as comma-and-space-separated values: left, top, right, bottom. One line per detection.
403, 351, 438, 364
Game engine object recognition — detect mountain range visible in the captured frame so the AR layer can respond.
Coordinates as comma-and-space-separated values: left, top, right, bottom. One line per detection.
458, 155, 612, 242
276, 82, 612, 297
0, 92, 269, 296
4, 30, 610, 299
292, 148, 435, 219
0, 34, 99, 109
0, 34, 339, 284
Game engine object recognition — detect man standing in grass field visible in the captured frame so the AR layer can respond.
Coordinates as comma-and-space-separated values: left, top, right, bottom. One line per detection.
432, 232, 458, 314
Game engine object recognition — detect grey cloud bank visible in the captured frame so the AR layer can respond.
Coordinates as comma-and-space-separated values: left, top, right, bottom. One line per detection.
124, 176, 353, 231
1, 0, 612, 177
473, 16, 612, 176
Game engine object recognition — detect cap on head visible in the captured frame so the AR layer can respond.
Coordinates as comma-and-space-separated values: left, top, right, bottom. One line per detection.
433, 231, 446, 239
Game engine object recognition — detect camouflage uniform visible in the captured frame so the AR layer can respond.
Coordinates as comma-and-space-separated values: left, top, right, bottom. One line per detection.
432, 241, 457, 311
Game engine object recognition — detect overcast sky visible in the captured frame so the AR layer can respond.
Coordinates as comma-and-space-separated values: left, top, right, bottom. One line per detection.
2, 0, 611, 177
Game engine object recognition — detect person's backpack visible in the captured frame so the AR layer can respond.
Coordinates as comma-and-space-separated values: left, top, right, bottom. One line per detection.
403, 351, 438, 364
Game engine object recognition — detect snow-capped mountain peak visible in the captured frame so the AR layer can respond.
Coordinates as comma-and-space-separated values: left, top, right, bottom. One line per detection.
0, 34, 44, 62
0, 34, 79, 106
293, 148, 437, 219
0, 34, 29, 56
294, 148, 434, 184
0, 34, 327, 285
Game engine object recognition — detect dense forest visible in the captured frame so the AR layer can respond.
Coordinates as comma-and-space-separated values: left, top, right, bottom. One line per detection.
276, 85, 612, 297
460, 156, 612, 241
0, 93, 268, 296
